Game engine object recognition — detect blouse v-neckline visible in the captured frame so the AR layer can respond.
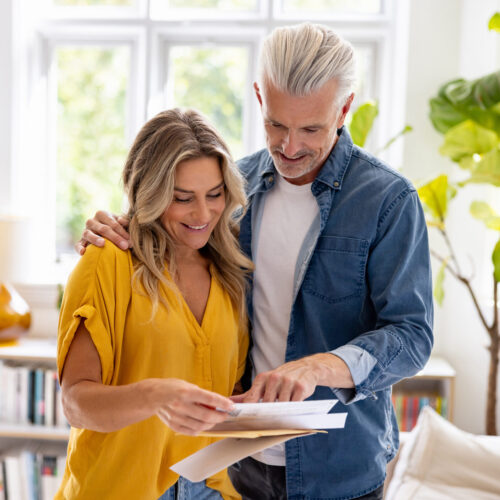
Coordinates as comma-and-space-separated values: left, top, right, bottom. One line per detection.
165, 264, 216, 333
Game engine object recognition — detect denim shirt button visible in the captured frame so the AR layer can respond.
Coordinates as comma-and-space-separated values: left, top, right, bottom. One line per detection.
268, 175, 274, 184
333, 181, 340, 187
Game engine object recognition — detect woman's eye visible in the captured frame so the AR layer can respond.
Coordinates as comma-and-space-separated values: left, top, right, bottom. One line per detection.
208, 193, 222, 199
174, 198, 192, 203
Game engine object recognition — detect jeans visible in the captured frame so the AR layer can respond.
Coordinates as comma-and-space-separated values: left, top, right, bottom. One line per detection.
158, 476, 223, 500
228, 457, 385, 500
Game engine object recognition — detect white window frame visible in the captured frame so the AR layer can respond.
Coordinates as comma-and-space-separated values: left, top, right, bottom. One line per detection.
4, 0, 409, 286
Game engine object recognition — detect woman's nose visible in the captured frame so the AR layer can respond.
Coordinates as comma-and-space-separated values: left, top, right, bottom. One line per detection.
193, 200, 211, 223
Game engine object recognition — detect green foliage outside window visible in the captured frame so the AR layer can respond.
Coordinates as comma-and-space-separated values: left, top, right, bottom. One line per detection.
56, 46, 129, 253
170, 46, 247, 161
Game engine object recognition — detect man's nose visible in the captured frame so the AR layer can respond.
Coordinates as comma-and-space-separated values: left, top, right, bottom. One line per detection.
281, 131, 301, 158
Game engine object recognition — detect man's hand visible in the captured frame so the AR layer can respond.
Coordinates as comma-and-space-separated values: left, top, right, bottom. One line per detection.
75, 211, 131, 255
231, 353, 354, 403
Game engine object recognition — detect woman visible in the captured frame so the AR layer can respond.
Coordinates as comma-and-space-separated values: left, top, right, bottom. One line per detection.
56, 109, 252, 500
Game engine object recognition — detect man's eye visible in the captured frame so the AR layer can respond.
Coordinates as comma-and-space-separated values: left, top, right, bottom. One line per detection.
271, 123, 282, 128
304, 128, 318, 133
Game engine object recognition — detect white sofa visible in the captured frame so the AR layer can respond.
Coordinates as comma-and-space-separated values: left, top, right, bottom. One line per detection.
383, 407, 500, 500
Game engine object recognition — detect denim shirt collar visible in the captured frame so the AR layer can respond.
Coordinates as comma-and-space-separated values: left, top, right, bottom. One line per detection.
312, 125, 354, 192
246, 155, 275, 199
247, 126, 354, 199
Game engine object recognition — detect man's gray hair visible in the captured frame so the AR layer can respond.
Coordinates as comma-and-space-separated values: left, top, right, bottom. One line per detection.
259, 23, 356, 106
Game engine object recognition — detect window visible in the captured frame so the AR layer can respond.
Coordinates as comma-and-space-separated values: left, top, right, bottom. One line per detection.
55, 45, 130, 251
6, 0, 407, 278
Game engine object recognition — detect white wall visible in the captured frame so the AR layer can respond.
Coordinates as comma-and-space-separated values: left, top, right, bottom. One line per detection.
403, 0, 500, 434
0, 0, 13, 212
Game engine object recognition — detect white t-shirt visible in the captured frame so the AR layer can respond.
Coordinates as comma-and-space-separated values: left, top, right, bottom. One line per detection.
251, 174, 319, 466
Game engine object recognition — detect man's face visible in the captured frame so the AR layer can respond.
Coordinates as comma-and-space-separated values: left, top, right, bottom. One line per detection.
255, 79, 353, 185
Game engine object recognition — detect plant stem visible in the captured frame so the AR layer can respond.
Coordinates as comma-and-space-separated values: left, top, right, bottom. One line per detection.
486, 278, 498, 435
431, 235, 499, 434
440, 227, 463, 277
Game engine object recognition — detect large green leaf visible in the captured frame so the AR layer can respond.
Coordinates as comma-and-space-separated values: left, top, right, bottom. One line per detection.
493, 238, 500, 282
434, 260, 447, 306
429, 90, 468, 134
489, 12, 500, 32
470, 201, 500, 230
349, 101, 378, 147
439, 120, 497, 162
429, 71, 500, 135
463, 149, 500, 186
417, 174, 457, 221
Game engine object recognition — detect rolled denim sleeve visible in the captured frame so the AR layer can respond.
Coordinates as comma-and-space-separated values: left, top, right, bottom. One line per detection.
329, 345, 377, 404
347, 188, 434, 396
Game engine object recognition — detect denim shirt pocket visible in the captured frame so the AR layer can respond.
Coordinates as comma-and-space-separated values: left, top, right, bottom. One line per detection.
302, 235, 369, 303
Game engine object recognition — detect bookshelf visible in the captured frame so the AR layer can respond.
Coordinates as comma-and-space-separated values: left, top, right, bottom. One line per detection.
0, 338, 68, 499
0, 338, 69, 446
392, 356, 456, 431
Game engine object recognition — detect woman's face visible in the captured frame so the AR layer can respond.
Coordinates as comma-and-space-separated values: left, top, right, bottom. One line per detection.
160, 156, 226, 253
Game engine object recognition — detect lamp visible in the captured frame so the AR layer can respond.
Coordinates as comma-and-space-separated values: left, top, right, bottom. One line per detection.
0, 215, 32, 344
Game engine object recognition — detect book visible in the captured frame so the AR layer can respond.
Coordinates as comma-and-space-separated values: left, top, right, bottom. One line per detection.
34, 369, 45, 426
44, 370, 56, 427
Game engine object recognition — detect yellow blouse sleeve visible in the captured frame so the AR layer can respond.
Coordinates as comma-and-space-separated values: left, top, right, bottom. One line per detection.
57, 242, 132, 385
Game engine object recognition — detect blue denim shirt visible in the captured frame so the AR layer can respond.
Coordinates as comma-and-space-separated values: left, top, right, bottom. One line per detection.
237, 127, 434, 500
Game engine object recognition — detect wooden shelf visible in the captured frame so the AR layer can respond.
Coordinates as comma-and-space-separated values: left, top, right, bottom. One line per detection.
0, 338, 57, 364
414, 356, 456, 379
0, 424, 69, 441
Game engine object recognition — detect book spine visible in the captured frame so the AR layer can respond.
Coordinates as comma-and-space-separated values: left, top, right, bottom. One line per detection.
34, 369, 45, 426
28, 369, 35, 424
44, 370, 56, 428
0, 460, 5, 500
17, 367, 30, 425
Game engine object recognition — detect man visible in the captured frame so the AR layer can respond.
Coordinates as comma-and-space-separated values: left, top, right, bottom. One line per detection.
78, 23, 433, 500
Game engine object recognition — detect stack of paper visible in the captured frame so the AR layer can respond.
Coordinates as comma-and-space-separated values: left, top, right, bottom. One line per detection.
171, 399, 347, 482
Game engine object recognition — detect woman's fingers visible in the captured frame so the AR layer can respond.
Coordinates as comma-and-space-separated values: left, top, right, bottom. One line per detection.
193, 387, 235, 414
153, 379, 235, 435
157, 405, 226, 435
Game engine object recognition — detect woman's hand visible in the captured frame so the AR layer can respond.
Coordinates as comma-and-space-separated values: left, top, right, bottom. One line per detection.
61, 322, 234, 434
146, 378, 235, 436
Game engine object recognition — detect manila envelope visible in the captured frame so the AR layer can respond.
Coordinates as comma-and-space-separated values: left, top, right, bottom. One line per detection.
170, 411, 347, 482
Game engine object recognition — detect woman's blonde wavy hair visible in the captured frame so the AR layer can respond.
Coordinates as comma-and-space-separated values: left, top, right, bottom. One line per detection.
122, 108, 253, 324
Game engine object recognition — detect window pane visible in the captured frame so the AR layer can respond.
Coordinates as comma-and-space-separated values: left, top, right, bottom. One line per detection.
166, 0, 255, 8
150, 0, 258, 16
353, 44, 375, 104
168, 45, 248, 160
56, 46, 129, 253
53, 0, 133, 5
281, 0, 381, 15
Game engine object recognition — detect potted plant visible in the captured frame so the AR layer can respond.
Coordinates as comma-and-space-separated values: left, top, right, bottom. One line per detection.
416, 13, 500, 435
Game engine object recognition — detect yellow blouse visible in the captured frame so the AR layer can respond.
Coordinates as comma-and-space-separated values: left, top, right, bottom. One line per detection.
56, 242, 248, 500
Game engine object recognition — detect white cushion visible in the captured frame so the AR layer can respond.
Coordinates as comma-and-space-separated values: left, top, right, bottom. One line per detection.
385, 406, 500, 500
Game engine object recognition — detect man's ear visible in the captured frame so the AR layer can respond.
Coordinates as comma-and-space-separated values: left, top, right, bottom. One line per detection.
253, 82, 263, 107
337, 93, 355, 128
